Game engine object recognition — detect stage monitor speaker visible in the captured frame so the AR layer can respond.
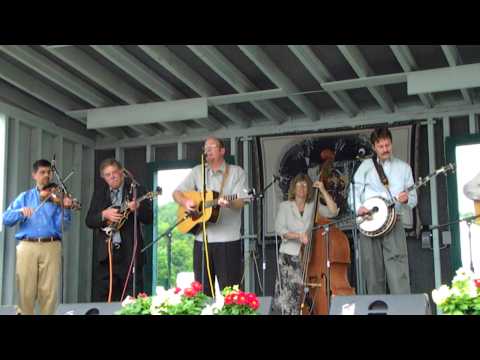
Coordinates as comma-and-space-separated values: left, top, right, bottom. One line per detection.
329, 294, 431, 315
56, 297, 272, 315
0, 306, 17, 315
257, 296, 272, 315
56, 302, 122, 315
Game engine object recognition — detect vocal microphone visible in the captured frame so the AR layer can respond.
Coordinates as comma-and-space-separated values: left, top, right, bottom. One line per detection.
356, 147, 374, 160
52, 154, 56, 168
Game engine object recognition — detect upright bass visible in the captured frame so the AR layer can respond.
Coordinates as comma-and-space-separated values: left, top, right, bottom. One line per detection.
300, 149, 355, 315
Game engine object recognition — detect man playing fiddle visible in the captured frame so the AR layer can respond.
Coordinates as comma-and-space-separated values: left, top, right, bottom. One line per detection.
3, 159, 73, 315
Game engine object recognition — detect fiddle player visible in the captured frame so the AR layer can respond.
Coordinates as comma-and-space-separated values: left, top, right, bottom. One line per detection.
272, 174, 338, 315
86, 158, 153, 302
2, 159, 73, 315
349, 127, 417, 294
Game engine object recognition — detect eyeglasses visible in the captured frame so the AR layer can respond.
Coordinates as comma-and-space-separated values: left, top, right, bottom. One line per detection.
203, 145, 219, 150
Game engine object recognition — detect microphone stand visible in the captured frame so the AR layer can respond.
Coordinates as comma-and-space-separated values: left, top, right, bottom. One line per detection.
201, 153, 207, 294
51, 158, 69, 304
123, 168, 139, 296
140, 213, 193, 288
349, 157, 365, 295
429, 214, 480, 273
255, 175, 279, 296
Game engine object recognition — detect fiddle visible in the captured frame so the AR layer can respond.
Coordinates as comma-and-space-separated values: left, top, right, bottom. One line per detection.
39, 182, 81, 210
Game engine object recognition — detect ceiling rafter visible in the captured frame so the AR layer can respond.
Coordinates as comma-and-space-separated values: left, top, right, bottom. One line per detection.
238, 45, 319, 121
188, 45, 287, 124
288, 45, 359, 117
138, 45, 251, 128
390, 45, 434, 108
90, 45, 218, 132
42, 45, 164, 137
337, 45, 395, 113
441, 45, 475, 104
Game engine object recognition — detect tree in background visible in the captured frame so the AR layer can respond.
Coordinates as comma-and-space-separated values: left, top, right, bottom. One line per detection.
156, 202, 194, 287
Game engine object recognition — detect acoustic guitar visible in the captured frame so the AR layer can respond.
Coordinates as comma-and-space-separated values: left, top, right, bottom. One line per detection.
177, 189, 254, 235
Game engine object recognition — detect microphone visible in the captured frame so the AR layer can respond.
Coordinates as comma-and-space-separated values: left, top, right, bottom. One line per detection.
122, 168, 139, 186
52, 154, 56, 168
356, 147, 374, 160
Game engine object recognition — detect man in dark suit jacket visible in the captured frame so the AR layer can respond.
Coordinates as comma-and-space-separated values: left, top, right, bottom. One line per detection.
86, 158, 153, 302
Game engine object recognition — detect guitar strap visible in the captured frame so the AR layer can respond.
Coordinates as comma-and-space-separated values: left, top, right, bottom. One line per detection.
219, 162, 229, 197
371, 156, 390, 188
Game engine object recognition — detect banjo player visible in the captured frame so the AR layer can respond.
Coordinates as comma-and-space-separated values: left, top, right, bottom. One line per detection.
349, 127, 417, 295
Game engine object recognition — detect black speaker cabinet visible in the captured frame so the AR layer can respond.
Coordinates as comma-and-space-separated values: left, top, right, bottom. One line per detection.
55, 302, 122, 315
329, 294, 431, 315
55, 297, 272, 315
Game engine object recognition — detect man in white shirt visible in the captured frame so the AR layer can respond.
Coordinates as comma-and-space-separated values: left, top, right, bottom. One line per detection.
349, 127, 417, 294
173, 137, 248, 297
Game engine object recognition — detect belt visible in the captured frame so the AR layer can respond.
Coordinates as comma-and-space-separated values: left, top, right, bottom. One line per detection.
22, 237, 61, 243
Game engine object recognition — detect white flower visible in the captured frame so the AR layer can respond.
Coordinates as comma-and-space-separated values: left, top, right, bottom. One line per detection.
451, 287, 461, 297
121, 296, 136, 307
201, 305, 214, 315
432, 285, 451, 305
453, 267, 473, 283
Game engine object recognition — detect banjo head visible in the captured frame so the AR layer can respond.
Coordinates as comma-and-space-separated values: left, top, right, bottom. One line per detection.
359, 197, 391, 233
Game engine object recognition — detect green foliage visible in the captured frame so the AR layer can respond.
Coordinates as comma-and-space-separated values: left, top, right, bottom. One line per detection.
156, 202, 194, 287
116, 296, 152, 315
161, 293, 210, 315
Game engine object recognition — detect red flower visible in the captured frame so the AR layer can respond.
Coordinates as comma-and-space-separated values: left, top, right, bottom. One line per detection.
237, 294, 247, 305
246, 293, 257, 303
249, 299, 259, 310
474, 279, 480, 288
137, 292, 148, 298
191, 281, 202, 292
183, 288, 195, 297
224, 294, 233, 305
174, 287, 181, 294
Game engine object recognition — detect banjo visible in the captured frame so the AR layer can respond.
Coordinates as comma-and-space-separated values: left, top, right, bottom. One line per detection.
357, 163, 455, 238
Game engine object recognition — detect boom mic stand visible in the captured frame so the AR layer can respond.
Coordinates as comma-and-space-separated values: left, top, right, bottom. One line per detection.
255, 175, 280, 296
349, 157, 366, 295
50, 155, 75, 304
140, 213, 193, 288
122, 168, 139, 296
429, 214, 480, 273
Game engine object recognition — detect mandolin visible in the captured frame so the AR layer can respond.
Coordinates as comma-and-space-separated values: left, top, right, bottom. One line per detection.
101, 187, 162, 237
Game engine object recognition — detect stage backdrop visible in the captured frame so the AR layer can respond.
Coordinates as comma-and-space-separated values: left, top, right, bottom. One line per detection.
260, 125, 414, 235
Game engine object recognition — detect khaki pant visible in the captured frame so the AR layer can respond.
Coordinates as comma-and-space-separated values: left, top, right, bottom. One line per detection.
359, 221, 411, 295
16, 241, 61, 315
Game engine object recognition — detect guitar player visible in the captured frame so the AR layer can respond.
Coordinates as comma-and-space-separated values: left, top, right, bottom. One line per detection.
86, 158, 153, 302
173, 137, 248, 297
349, 127, 417, 295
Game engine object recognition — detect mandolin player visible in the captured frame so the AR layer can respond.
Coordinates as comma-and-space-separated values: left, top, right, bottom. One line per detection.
349, 127, 417, 295
86, 158, 152, 302
173, 137, 248, 297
